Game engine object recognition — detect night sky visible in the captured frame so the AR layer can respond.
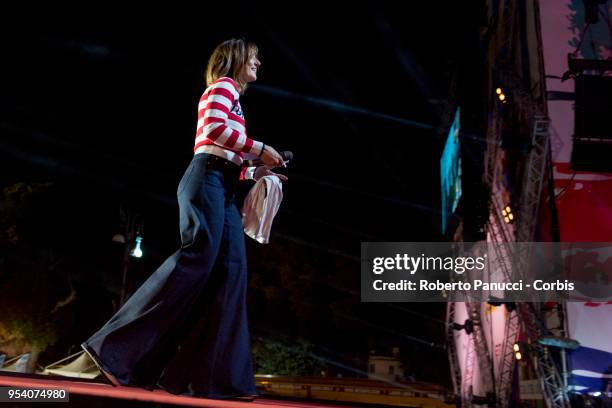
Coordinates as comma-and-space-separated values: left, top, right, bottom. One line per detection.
0, 2, 485, 385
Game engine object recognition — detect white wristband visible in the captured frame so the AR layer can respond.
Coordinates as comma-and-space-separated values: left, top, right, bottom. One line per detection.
246, 166, 257, 180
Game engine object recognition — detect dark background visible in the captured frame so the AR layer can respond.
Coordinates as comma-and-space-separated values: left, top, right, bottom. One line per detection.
0, 2, 487, 385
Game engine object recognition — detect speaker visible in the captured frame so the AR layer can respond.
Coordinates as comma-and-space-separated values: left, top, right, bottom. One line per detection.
574, 75, 612, 140
571, 138, 612, 172
571, 75, 612, 172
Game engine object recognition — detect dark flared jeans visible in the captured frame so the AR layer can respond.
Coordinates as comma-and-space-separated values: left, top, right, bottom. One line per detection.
82, 153, 258, 399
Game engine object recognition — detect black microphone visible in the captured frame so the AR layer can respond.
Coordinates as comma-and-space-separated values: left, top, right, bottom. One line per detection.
246, 151, 293, 167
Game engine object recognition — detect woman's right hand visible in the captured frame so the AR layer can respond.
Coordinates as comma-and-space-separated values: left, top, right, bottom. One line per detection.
260, 145, 284, 167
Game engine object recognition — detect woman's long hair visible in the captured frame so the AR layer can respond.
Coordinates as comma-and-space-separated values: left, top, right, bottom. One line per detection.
206, 38, 258, 94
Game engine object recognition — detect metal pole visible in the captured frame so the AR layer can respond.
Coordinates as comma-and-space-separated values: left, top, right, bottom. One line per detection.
119, 213, 133, 306
561, 346, 568, 392
119, 241, 129, 306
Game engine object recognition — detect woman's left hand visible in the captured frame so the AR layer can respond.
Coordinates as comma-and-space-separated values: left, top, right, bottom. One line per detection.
254, 166, 288, 182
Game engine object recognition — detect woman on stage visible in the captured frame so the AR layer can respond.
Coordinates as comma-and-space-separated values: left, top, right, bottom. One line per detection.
82, 38, 286, 401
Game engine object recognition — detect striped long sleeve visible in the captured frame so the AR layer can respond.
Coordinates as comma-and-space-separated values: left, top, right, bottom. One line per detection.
194, 77, 264, 159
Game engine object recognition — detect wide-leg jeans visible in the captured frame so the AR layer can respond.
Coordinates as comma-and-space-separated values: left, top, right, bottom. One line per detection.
82, 153, 258, 398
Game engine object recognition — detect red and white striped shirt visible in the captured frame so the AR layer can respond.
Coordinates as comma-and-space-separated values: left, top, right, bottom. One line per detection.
194, 77, 264, 169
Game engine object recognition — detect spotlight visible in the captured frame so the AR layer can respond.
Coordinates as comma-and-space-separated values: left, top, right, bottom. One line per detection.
502, 205, 515, 224
452, 319, 475, 335
487, 296, 517, 312
513, 342, 525, 361
498, 93, 506, 101
496, 87, 503, 95
131, 235, 143, 258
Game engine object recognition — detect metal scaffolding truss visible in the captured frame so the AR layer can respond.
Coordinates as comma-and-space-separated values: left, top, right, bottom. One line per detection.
447, 238, 497, 406
452, 1, 567, 405
462, 312, 477, 407
514, 118, 569, 408
484, 104, 502, 188
468, 302, 495, 397
447, 301, 495, 408
484, 91, 568, 407
482, 32, 566, 408
487, 200, 521, 408
447, 302, 463, 402
498, 0, 517, 61
519, 303, 570, 408
517, 118, 550, 243
497, 309, 521, 407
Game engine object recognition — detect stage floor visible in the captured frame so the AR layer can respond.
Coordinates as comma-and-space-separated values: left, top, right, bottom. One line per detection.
0, 372, 395, 408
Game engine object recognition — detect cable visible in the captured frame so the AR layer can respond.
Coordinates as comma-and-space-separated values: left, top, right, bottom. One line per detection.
554, 169, 576, 199
572, 23, 592, 58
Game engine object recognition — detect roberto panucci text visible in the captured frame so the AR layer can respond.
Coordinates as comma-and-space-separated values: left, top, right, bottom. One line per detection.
372, 279, 575, 291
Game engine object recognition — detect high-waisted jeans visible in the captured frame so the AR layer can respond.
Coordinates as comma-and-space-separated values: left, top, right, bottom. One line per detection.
82, 153, 258, 398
